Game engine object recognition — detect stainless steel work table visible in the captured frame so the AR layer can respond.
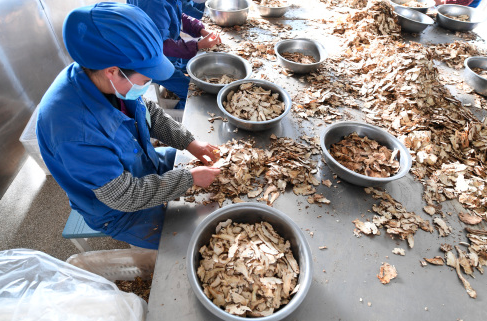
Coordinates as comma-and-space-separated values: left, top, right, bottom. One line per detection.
147, 4, 487, 321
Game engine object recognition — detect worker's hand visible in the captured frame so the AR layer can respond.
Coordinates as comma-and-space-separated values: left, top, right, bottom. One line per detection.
200, 28, 211, 37
190, 166, 220, 188
187, 140, 219, 165
197, 32, 221, 50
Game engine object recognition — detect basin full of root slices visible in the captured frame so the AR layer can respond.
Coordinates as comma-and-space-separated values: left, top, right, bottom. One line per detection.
197, 219, 300, 317
329, 132, 400, 178
223, 83, 286, 122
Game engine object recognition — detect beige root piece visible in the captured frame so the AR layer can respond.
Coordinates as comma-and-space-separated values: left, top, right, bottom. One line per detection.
377, 262, 397, 284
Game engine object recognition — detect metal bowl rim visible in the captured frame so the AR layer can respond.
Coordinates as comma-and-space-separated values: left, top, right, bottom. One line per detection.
437, 4, 487, 24
186, 202, 313, 321
206, 0, 251, 12
464, 56, 487, 82
217, 78, 292, 126
187, 52, 252, 87
274, 38, 327, 66
255, 3, 291, 8
394, 7, 434, 25
320, 121, 412, 183
390, 0, 435, 9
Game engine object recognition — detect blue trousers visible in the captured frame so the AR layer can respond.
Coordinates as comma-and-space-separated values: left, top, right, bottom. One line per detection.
104, 147, 177, 249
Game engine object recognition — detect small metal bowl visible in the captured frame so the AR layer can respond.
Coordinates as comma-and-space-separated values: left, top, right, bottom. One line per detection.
464, 56, 487, 96
187, 202, 313, 321
217, 79, 292, 131
389, 0, 435, 14
206, 0, 250, 27
274, 38, 327, 74
437, 4, 486, 32
320, 121, 412, 187
255, 2, 290, 18
187, 53, 252, 94
394, 6, 434, 33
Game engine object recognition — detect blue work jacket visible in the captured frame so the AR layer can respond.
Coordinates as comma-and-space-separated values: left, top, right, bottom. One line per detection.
36, 63, 164, 231
127, 0, 182, 41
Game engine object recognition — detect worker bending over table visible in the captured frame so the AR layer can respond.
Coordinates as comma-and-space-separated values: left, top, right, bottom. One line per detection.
36, 2, 220, 249
128, 0, 221, 109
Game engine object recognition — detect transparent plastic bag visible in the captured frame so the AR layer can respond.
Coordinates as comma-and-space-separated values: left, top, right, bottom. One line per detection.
0, 249, 146, 321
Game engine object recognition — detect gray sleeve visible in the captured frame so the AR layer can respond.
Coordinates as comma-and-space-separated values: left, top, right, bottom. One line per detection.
93, 169, 193, 212
144, 98, 195, 150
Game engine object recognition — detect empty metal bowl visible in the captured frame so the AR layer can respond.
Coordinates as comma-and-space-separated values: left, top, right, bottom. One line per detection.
437, 4, 486, 32
274, 38, 327, 74
394, 6, 434, 33
255, 1, 290, 18
320, 121, 412, 187
217, 79, 292, 131
389, 0, 435, 14
187, 53, 252, 94
206, 0, 251, 27
187, 202, 313, 321
464, 56, 487, 96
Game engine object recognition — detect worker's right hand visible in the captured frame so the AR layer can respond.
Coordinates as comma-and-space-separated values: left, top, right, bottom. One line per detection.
197, 32, 221, 50
190, 166, 220, 188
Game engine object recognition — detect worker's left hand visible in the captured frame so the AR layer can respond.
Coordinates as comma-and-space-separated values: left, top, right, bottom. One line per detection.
197, 32, 221, 50
187, 140, 219, 166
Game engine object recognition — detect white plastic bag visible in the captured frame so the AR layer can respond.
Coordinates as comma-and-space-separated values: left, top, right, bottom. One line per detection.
0, 249, 146, 321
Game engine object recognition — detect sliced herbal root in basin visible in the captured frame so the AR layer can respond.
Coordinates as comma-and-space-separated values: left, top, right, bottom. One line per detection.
281, 52, 317, 64
223, 83, 285, 121
329, 132, 400, 178
198, 220, 300, 317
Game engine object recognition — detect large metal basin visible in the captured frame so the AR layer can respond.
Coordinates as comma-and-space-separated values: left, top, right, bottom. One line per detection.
255, 2, 290, 17
206, 0, 250, 27
187, 52, 252, 94
274, 38, 327, 74
437, 4, 486, 31
394, 6, 434, 33
389, 0, 435, 14
464, 57, 487, 97
217, 79, 292, 131
186, 202, 313, 321
320, 121, 412, 187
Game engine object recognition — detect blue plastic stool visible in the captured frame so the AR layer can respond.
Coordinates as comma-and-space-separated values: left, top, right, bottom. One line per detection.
62, 209, 107, 252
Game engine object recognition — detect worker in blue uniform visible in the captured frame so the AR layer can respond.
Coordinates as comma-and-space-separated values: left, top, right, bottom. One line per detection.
128, 0, 220, 109
182, 0, 206, 19
36, 2, 220, 249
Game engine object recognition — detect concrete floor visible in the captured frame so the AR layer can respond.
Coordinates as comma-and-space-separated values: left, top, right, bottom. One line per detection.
0, 156, 130, 262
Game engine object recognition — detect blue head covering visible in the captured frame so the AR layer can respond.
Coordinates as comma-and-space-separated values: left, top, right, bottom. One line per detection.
63, 2, 174, 80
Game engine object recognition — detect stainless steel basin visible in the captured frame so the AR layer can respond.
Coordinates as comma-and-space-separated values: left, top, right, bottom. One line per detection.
186, 202, 313, 321
395, 6, 434, 33
274, 38, 327, 74
206, 0, 250, 27
320, 121, 412, 187
187, 52, 252, 94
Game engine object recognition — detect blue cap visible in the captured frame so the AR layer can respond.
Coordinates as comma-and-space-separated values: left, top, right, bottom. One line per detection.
63, 2, 174, 80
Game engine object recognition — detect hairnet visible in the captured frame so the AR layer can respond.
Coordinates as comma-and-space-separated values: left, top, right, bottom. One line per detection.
63, 2, 174, 80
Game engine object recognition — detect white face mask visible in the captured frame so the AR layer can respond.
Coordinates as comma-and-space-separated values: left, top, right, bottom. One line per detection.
110, 69, 152, 100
